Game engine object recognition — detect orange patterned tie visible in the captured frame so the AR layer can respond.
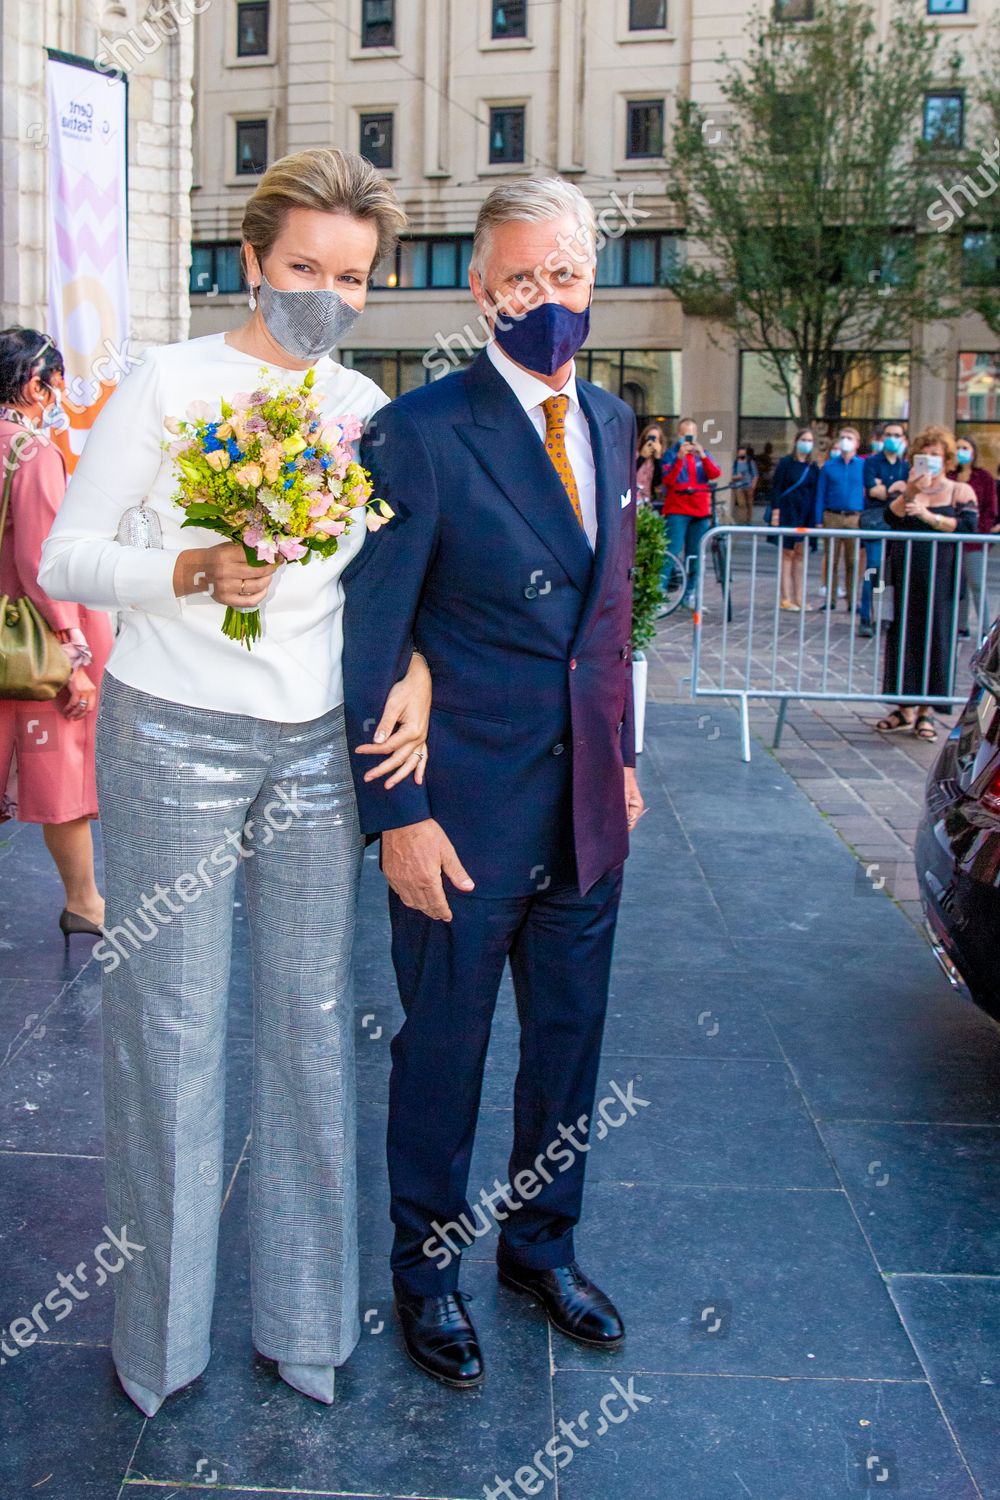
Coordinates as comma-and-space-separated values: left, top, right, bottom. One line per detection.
542, 395, 584, 528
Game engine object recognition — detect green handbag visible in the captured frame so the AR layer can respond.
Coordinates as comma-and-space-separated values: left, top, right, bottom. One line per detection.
0, 433, 72, 700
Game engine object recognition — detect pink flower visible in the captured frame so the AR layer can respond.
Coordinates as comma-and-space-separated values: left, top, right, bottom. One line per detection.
313, 516, 346, 536
230, 391, 253, 410
186, 399, 214, 421
163, 414, 183, 434
242, 525, 278, 564
307, 493, 331, 517
277, 536, 308, 561
340, 414, 363, 443
233, 461, 263, 489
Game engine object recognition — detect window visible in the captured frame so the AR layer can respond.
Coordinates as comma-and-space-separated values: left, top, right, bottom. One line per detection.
628, 0, 666, 28
596, 232, 683, 287
236, 1, 269, 56
489, 106, 525, 164
235, 118, 267, 175
773, 0, 815, 18
923, 91, 964, 149
961, 232, 1000, 288
927, 0, 968, 14
769, 93, 810, 153
370, 237, 475, 290
626, 100, 664, 159
492, 1, 527, 38
190, 243, 244, 296
360, 112, 393, 169
739, 351, 910, 423
361, 0, 394, 48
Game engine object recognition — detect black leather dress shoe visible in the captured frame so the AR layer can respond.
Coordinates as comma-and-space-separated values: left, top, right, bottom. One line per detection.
393, 1284, 484, 1388
496, 1250, 625, 1347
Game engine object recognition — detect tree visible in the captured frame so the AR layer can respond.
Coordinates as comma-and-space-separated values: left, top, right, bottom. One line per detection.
667, 0, 958, 427
964, 22, 1000, 337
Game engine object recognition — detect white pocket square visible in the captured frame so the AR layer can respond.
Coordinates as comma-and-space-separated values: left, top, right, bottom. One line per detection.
621, 489, 632, 508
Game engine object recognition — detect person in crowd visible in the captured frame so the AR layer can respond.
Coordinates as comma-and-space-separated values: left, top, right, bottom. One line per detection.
38, 148, 432, 1418
635, 422, 666, 509
731, 442, 759, 525
0, 328, 114, 941
755, 440, 775, 507
342, 176, 642, 1389
816, 424, 865, 610
769, 428, 820, 610
949, 435, 998, 639
877, 425, 978, 743
660, 417, 721, 609
860, 420, 910, 638
865, 424, 886, 459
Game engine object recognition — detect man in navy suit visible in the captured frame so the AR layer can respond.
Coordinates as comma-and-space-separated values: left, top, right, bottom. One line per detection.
343, 177, 643, 1388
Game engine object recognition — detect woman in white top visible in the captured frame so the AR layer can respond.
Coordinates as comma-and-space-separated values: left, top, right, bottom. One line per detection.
39, 149, 425, 1416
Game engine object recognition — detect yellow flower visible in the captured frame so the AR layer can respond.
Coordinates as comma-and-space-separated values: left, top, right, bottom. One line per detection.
283, 433, 308, 458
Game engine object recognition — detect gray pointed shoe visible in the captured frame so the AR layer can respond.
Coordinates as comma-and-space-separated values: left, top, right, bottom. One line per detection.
278, 1361, 335, 1404
117, 1370, 164, 1417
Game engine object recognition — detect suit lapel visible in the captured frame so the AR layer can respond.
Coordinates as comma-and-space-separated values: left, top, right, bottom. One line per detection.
455, 352, 594, 594
571, 381, 626, 650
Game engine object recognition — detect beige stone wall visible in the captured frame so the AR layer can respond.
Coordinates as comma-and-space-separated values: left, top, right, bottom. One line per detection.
0, 0, 194, 348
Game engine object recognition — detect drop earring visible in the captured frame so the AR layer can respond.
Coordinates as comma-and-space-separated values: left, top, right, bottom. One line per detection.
248, 284, 257, 311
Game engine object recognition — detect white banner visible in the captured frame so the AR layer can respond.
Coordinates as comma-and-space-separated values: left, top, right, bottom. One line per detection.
46, 54, 129, 466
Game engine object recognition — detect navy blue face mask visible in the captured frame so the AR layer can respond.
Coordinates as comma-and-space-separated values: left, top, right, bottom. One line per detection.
491, 296, 591, 376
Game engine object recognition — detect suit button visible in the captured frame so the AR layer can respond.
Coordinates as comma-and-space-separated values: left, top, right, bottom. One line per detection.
552, 742, 565, 756
569, 658, 577, 670
524, 586, 538, 599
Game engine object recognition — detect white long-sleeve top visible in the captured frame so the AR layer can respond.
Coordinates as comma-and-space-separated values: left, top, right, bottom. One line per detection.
39, 332, 389, 722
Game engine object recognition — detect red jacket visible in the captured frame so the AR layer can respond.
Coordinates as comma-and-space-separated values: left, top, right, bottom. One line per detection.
661, 447, 722, 519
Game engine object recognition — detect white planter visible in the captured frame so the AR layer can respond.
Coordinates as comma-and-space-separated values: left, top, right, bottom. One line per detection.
632, 649, 649, 754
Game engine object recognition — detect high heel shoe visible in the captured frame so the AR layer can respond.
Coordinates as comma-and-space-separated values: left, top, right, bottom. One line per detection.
117, 1370, 164, 1417
278, 1361, 336, 1404
59, 909, 103, 952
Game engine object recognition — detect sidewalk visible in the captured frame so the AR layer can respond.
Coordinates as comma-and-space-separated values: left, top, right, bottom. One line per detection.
2, 703, 1000, 1498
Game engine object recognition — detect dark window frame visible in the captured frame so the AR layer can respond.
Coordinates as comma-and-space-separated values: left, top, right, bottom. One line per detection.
488, 105, 526, 165
359, 111, 394, 168
190, 242, 245, 296
773, 0, 816, 20
234, 117, 268, 176
236, 0, 269, 57
626, 98, 665, 159
923, 90, 965, 150
628, 0, 667, 29
491, 1, 527, 39
361, 0, 395, 49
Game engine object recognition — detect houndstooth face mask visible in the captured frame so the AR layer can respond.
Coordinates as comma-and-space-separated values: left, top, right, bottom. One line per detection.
255, 270, 362, 359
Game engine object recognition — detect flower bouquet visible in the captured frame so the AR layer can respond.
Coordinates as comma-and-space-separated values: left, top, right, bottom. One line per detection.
163, 366, 392, 648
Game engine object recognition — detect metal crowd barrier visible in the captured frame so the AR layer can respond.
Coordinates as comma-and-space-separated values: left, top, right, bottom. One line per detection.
689, 523, 999, 761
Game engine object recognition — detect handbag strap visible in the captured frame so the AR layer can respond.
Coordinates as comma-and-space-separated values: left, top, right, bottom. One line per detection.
0, 431, 33, 555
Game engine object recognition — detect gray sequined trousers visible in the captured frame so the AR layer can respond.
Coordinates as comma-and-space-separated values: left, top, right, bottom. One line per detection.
95, 674, 363, 1395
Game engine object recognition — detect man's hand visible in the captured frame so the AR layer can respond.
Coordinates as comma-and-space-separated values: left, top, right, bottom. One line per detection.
382, 818, 475, 922
624, 767, 645, 830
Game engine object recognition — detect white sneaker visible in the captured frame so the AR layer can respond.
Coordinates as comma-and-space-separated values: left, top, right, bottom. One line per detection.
819, 585, 828, 599
837, 585, 846, 599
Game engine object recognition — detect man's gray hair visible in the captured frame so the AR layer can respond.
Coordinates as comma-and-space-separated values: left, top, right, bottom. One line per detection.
470, 177, 597, 276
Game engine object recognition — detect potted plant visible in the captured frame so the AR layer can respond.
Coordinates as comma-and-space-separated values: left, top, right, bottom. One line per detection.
630, 502, 666, 754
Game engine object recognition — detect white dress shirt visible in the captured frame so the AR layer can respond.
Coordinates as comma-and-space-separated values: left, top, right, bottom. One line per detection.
38, 332, 389, 722
485, 338, 598, 550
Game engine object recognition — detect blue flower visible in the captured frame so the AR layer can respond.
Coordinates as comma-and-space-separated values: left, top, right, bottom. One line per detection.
302, 446, 316, 460
282, 477, 295, 490
227, 438, 241, 460
320, 455, 331, 470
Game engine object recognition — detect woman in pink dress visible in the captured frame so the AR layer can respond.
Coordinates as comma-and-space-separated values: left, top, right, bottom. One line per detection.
0, 328, 114, 943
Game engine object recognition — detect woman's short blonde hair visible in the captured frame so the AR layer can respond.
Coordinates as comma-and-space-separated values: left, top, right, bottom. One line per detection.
910, 424, 957, 469
240, 148, 407, 280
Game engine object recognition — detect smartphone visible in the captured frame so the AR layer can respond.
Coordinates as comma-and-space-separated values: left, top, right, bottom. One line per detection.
912, 454, 931, 478
683, 434, 695, 444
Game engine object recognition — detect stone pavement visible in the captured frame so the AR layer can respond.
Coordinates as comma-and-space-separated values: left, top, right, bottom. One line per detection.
643, 535, 996, 934
3, 703, 1000, 1498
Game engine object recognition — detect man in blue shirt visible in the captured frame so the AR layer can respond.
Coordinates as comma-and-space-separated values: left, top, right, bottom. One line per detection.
817, 425, 866, 610
859, 421, 909, 637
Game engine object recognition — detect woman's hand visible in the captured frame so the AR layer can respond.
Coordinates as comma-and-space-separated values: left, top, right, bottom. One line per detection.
904, 495, 931, 522
354, 650, 431, 789
172, 541, 278, 607
60, 667, 97, 720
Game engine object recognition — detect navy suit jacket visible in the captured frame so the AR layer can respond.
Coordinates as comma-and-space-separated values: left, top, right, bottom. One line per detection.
342, 348, 638, 898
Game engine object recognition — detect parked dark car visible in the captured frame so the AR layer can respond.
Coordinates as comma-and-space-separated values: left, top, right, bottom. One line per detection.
916, 617, 1000, 1023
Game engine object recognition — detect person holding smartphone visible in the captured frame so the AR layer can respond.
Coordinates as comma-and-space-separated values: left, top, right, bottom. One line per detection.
659, 418, 721, 610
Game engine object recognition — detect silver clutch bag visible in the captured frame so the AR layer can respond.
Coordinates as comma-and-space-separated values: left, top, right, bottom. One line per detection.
116, 496, 162, 549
